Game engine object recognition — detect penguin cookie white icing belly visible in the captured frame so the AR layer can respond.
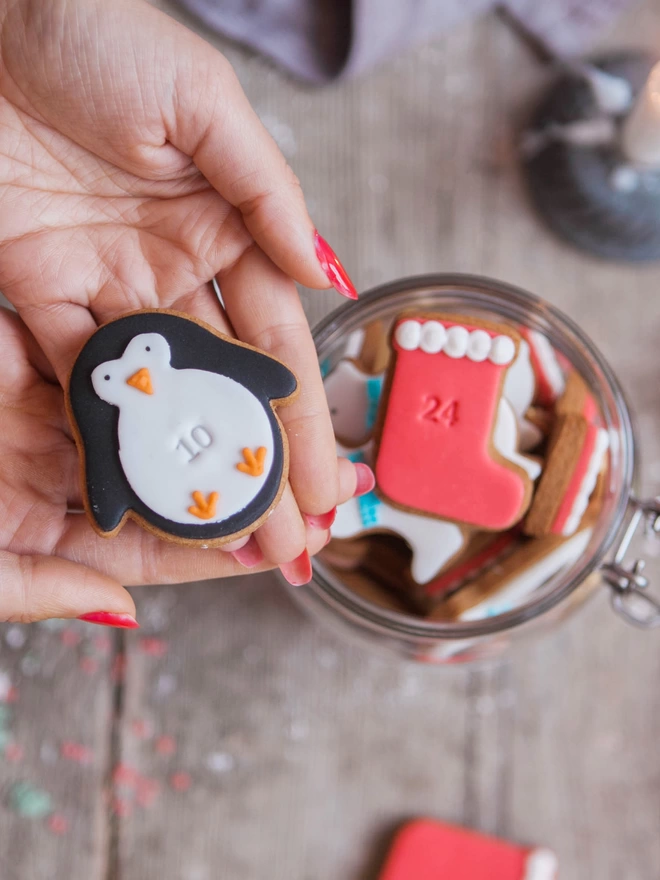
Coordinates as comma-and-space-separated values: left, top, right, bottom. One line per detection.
67, 311, 298, 545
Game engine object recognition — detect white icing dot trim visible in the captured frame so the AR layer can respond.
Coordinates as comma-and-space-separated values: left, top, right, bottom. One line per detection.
561, 428, 610, 536
523, 848, 559, 880
394, 320, 516, 365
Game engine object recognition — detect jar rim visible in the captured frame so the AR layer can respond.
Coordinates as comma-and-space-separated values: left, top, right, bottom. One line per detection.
309, 273, 637, 640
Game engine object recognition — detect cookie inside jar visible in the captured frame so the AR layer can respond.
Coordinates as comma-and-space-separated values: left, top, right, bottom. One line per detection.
320, 310, 609, 624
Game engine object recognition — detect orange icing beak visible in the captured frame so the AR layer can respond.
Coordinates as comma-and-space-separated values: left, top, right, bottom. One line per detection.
126, 367, 154, 395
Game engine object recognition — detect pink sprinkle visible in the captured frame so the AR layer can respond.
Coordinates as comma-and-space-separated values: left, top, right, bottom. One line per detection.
169, 772, 191, 792
136, 777, 160, 808
93, 635, 112, 654
79, 657, 99, 675
111, 656, 126, 683
155, 735, 176, 756
112, 763, 138, 787
112, 797, 133, 818
60, 629, 81, 648
48, 814, 69, 835
139, 638, 168, 657
131, 719, 152, 739
4, 743, 24, 762
5, 686, 19, 703
60, 741, 93, 764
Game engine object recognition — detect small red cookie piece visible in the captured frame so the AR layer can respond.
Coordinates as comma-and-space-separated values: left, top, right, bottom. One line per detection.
378, 819, 557, 880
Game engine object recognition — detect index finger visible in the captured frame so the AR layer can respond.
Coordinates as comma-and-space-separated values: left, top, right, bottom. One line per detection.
217, 245, 339, 518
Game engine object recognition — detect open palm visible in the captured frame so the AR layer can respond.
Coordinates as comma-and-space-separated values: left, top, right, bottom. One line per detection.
0, 0, 362, 617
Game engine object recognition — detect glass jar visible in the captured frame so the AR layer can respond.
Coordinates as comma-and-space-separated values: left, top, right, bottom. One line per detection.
283, 274, 660, 664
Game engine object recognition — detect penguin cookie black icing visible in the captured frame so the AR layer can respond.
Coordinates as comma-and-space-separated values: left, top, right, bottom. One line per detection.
66, 310, 299, 545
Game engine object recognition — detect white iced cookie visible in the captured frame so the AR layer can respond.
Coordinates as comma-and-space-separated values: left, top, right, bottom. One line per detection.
332, 443, 466, 584
324, 360, 385, 446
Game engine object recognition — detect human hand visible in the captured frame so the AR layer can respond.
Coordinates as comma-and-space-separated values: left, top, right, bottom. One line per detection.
0, 310, 367, 624
0, 0, 366, 584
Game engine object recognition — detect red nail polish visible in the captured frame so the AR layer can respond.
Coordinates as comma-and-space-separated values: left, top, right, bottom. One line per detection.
280, 550, 313, 586
231, 537, 265, 569
304, 507, 337, 530
354, 463, 376, 497
314, 232, 358, 300
77, 612, 139, 629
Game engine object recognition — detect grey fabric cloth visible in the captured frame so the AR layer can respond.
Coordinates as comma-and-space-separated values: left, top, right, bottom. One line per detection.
178, 0, 634, 83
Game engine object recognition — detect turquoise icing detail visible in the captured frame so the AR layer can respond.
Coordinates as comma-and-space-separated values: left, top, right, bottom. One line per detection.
357, 490, 381, 527
345, 449, 380, 526
365, 375, 384, 430
320, 358, 332, 379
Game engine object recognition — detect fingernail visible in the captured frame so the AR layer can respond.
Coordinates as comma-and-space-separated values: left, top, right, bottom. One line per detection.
354, 463, 376, 497
280, 549, 313, 586
231, 537, 264, 569
304, 508, 337, 530
77, 612, 139, 629
314, 231, 358, 300
221, 535, 251, 553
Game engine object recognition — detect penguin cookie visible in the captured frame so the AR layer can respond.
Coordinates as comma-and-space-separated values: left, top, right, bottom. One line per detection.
66, 310, 298, 545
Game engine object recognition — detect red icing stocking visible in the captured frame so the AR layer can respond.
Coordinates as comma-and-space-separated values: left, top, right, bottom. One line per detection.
375, 317, 532, 531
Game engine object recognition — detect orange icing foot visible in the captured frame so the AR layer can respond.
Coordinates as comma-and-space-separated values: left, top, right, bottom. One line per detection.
237, 447, 267, 477
188, 491, 219, 520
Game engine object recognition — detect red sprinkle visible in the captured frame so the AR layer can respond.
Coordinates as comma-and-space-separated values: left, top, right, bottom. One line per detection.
139, 638, 168, 657
155, 735, 176, 756
5, 686, 19, 703
60, 629, 81, 648
79, 657, 99, 675
111, 655, 126, 683
136, 777, 161, 808
60, 741, 93, 764
112, 797, 133, 818
131, 719, 152, 739
112, 763, 138, 787
4, 743, 24, 762
93, 635, 112, 654
169, 772, 191, 792
48, 814, 69, 835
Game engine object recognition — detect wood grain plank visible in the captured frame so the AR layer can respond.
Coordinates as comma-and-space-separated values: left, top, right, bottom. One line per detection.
117, 577, 470, 880
0, 621, 114, 880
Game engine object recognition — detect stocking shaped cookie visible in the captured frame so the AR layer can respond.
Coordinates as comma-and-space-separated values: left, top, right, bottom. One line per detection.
67, 310, 298, 545
375, 315, 534, 531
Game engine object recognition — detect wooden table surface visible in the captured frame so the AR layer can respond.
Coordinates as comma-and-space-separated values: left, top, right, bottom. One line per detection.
1, 3, 660, 878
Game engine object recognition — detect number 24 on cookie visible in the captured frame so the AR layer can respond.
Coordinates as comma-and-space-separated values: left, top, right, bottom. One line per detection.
420, 396, 459, 427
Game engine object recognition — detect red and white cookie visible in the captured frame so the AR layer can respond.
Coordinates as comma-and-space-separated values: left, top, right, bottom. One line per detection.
378, 820, 558, 880
375, 315, 537, 531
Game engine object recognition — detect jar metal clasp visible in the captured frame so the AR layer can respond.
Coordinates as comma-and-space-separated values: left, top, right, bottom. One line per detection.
602, 496, 660, 629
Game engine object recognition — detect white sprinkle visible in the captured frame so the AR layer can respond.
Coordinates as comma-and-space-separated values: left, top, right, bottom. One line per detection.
206, 751, 236, 774
154, 673, 177, 699
288, 719, 309, 741
20, 655, 40, 676
5, 626, 26, 650
40, 740, 59, 766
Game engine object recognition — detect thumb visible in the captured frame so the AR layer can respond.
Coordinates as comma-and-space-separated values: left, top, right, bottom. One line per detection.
0, 552, 138, 628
